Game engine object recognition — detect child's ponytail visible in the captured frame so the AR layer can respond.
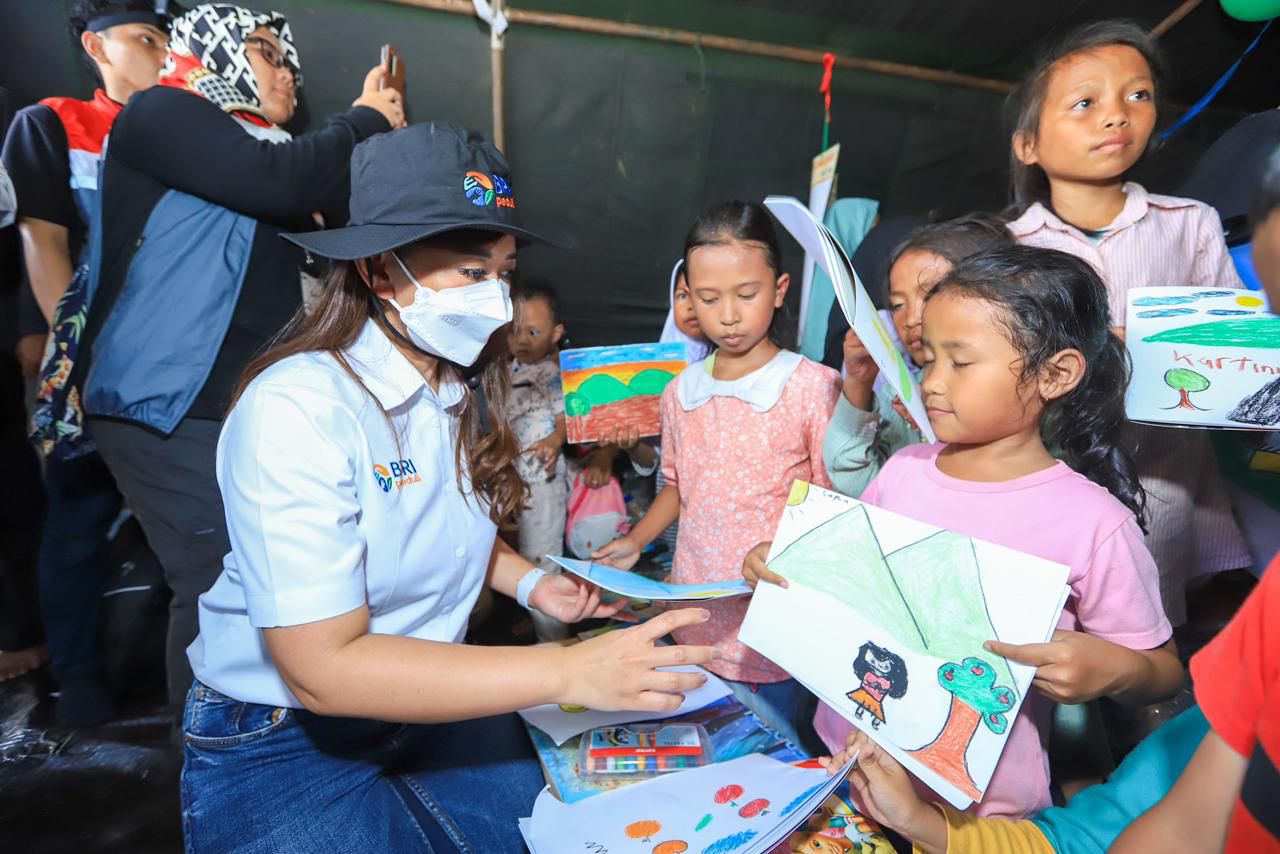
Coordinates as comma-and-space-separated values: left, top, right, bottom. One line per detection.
930, 246, 1147, 528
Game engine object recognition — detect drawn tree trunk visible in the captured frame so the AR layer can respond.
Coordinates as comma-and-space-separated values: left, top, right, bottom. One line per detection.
1162, 368, 1210, 411
909, 657, 1015, 802
909, 694, 982, 801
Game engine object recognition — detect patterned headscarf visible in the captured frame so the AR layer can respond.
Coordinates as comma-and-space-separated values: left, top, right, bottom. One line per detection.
163, 3, 301, 120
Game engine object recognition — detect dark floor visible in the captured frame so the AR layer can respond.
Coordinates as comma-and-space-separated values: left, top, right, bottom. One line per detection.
0, 571, 1257, 853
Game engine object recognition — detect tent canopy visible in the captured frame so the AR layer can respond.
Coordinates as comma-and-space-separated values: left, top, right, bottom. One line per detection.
1, 0, 1273, 345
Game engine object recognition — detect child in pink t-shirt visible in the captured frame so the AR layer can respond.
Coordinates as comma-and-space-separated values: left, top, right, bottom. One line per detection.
803, 245, 1183, 823
594, 201, 840, 755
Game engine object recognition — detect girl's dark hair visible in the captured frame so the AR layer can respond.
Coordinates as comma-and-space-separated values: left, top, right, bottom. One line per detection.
1007, 20, 1164, 216
682, 200, 791, 349
929, 245, 1147, 527
233, 230, 527, 527
884, 212, 1015, 301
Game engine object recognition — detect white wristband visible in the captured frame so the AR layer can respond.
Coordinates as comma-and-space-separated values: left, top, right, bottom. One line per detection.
516, 567, 549, 610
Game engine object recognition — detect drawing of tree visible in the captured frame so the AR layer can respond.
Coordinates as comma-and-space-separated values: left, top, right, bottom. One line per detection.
910, 657, 1015, 801
767, 503, 1020, 797
1162, 368, 1210, 411
564, 391, 591, 417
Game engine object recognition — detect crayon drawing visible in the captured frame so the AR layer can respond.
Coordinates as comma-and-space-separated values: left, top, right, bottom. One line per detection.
740, 483, 1068, 809
1126, 287, 1279, 429
560, 343, 688, 444
523, 754, 855, 854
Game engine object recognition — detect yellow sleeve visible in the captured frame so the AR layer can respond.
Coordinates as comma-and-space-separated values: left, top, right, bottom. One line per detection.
913, 804, 1055, 854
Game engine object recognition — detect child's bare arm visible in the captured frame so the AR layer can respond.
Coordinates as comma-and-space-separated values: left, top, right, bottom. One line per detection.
593, 484, 679, 570
531, 415, 568, 472
986, 632, 1183, 705
1111, 728, 1245, 852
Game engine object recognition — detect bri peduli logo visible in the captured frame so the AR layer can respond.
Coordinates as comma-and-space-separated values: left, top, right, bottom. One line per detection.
463, 171, 515, 209
373, 459, 421, 492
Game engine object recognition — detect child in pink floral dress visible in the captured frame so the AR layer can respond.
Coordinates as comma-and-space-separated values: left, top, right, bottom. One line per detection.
594, 201, 841, 754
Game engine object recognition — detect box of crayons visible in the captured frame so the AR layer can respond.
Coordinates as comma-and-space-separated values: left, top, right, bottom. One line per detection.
579, 723, 712, 779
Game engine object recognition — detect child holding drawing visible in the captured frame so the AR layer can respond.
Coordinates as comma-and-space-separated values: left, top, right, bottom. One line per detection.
805, 246, 1182, 819
814, 161, 1280, 853
822, 214, 1013, 498
508, 279, 571, 641
741, 215, 1013, 582
593, 201, 841, 754
1004, 20, 1249, 625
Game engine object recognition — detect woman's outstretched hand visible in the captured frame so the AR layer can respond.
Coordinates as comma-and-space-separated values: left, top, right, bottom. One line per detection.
560, 608, 717, 713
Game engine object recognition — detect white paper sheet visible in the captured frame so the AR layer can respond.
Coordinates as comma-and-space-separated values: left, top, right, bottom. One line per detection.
517, 664, 733, 746
1125, 287, 1279, 429
522, 753, 855, 854
739, 482, 1068, 809
765, 195, 936, 442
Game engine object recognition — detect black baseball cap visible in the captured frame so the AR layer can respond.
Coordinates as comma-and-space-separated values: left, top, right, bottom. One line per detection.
283, 122, 558, 260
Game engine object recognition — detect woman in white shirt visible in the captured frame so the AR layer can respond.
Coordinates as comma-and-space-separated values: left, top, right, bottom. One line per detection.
181, 123, 715, 853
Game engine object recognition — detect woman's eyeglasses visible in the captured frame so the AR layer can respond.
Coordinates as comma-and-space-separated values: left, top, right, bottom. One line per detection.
245, 36, 301, 85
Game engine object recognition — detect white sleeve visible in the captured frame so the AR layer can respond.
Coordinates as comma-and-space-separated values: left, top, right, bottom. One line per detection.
217, 381, 368, 628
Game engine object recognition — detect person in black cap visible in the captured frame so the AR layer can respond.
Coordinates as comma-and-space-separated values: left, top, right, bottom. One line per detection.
0, 0, 169, 725
179, 122, 716, 852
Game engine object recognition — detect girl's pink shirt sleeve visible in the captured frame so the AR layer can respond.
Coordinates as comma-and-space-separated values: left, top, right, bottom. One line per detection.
1067, 516, 1171, 650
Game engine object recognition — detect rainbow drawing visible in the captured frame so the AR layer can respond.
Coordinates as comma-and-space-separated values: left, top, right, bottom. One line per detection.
559, 343, 688, 444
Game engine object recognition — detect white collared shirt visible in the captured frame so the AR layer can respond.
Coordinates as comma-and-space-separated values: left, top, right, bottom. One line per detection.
188, 319, 497, 708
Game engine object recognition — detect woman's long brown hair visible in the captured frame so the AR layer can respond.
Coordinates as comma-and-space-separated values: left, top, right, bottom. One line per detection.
232, 241, 527, 527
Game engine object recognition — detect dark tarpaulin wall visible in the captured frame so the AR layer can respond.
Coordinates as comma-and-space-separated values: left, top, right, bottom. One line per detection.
0, 0, 1256, 345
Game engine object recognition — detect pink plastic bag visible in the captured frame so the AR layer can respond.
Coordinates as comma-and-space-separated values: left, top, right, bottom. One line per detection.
565, 472, 631, 559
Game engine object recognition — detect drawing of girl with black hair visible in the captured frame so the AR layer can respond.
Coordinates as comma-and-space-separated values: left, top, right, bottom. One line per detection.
847, 642, 908, 729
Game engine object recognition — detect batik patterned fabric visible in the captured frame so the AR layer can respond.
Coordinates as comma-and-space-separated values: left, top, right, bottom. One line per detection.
27, 92, 122, 459
166, 3, 301, 117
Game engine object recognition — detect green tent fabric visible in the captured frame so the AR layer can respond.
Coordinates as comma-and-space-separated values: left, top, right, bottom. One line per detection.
800, 198, 879, 361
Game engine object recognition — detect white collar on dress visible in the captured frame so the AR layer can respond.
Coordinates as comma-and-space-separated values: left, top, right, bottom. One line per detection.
676, 349, 802, 413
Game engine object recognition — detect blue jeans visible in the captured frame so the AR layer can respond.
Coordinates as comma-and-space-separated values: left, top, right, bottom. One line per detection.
727, 677, 824, 758
181, 681, 545, 853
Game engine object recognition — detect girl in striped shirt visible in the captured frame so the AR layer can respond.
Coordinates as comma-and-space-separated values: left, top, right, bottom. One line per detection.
1005, 20, 1249, 626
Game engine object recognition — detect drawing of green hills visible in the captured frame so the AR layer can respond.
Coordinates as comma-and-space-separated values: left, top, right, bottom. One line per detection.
575, 374, 633, 406
1142, 316, 1280, 348
565, 369, 677, 416
628, 368, 676, 395
768, 504, 1016, 691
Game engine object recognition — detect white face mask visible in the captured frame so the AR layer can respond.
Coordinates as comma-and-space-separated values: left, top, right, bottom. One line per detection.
387, 251, 513, 366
